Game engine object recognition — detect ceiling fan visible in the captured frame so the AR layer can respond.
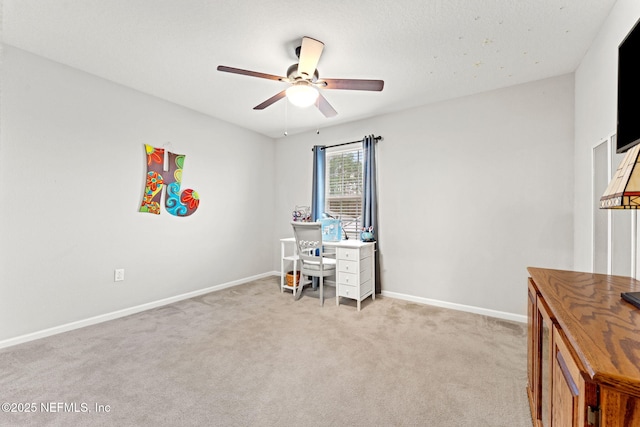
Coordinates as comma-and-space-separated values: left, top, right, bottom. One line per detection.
217, 36, 384, 118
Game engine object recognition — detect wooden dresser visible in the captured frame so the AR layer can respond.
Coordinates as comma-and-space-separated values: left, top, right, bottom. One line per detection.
527, 267, 640, 427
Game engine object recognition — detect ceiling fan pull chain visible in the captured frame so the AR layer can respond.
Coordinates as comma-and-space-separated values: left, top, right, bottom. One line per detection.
284, 99, 288, 136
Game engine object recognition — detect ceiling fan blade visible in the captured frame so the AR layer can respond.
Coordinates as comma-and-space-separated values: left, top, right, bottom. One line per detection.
316, 94, 338, 118
297, 37, 324, 79
217, 65, 284, 81
321, 78, 384, 91
253, 90, 287, 110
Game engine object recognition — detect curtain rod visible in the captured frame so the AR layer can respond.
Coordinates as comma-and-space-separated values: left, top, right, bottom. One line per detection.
314, 135, 382, 151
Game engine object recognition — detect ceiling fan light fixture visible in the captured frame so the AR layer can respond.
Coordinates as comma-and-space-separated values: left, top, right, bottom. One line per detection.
218, 36, 384, 117
286, 82, 319, 108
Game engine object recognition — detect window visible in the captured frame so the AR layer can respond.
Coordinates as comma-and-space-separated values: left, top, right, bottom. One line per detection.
325, 146, 363, 239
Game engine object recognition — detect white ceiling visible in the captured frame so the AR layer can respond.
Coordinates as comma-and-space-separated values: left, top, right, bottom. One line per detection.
1, 0, 617, 139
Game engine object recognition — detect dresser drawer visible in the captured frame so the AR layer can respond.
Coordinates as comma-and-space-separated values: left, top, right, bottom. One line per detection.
337, 247, 359, 261
339, 280, 372, 298
338, 283, 358, 298
337, 271, 358, 286
337, 244, 374, 260
338, 259, 358, 274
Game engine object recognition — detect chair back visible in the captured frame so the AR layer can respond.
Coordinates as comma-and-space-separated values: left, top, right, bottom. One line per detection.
291, 222, 323, 266
291, 222, 336, 304
292, 221, 338, 278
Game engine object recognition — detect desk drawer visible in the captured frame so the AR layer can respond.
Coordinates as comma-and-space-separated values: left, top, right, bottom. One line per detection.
337, 245, 373, 260
338, 259, 358, 274
337, 271, 358, 286
337, 247, 359, 261
338, 260, 371, 282
339, 281, 372, 299
338, 283, 358, 299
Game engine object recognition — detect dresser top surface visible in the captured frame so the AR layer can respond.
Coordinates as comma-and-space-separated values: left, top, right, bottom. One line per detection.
528, 267, 640, 394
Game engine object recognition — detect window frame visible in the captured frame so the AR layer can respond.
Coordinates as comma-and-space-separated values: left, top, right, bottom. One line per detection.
324, 145, 364, 240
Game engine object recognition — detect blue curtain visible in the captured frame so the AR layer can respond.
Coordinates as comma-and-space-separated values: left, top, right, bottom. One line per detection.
311, 145, 326, 221
310, 145, 326, 290
363, 135, 377, 231
362, 134, 380, 293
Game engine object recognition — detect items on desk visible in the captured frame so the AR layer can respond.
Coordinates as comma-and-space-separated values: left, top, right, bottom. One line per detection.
319, 217, 342, 242
292, 205, 311, 222
361, 226, 375, 242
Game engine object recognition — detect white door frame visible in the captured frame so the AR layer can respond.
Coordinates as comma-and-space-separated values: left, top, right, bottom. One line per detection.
592, 133, 637, 278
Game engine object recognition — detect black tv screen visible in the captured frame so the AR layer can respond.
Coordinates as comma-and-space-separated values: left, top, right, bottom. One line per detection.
617, 17, 640, 153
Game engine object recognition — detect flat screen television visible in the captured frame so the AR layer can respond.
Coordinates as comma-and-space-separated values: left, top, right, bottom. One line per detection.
617, 17, 640, 153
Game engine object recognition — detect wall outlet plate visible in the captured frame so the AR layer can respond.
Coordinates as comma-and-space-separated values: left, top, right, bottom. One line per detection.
114, 269, 125, 282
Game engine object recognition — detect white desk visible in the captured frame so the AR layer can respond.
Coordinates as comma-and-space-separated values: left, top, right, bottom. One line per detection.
280, 237, 376, 310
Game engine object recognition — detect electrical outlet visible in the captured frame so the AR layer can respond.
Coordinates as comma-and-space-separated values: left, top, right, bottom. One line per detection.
114, 269, 125, 282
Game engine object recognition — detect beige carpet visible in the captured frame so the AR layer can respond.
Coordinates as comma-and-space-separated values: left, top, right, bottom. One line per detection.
0, 276, 532, 426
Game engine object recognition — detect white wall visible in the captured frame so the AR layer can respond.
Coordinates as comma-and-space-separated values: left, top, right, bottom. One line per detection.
0, 40, 578, 343
0, 46, 276, 343
275, 74, 575, 318
574, 0, 640, 274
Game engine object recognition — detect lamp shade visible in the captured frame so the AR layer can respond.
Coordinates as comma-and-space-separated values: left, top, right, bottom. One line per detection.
600, 144, 640, 208
286, 83, 319, 108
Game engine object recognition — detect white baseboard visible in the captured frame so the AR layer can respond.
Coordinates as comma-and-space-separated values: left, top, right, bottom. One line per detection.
381, 290, 527, 324
1, 273, 525, 350
0, 272, 276, 350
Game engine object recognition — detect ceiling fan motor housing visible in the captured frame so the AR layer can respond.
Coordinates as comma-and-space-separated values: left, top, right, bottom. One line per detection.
287, 63, 319, 82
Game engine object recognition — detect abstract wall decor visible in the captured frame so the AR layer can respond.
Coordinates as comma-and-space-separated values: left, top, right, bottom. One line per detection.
139, 144, 200, 216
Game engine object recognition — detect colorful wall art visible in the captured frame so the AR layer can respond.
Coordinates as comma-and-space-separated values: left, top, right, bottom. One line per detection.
139, 144, 200, 216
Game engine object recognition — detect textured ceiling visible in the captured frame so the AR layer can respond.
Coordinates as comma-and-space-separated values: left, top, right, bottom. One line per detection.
2, 0, 617, 138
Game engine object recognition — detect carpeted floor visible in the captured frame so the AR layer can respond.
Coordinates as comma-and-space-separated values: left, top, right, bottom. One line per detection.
0, 276, 532, 426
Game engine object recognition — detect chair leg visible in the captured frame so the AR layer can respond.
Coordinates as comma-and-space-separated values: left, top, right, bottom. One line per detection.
292, 259, 297, 299
295, 276, 302, 301
320, 275, 324, 306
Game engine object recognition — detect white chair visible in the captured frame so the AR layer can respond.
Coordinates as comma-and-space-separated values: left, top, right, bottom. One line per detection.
291, 222, 336, 306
